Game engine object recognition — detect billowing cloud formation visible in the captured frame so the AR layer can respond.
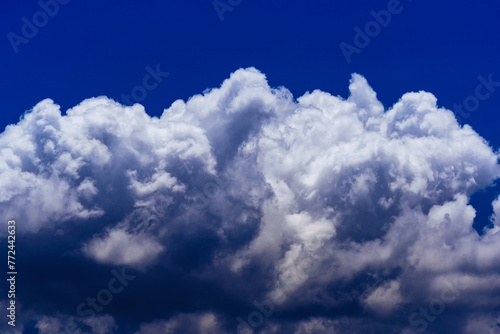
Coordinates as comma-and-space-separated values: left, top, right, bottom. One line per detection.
82, 229, 164, 267
1, 68, 500, 333
135, 312, 225, 334
35, 314, 117, 334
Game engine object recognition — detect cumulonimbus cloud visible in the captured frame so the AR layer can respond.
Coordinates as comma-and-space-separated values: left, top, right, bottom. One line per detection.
1, 68, 499, 333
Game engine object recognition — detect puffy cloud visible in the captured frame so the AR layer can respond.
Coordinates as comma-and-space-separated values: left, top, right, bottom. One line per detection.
135, 313, 225, 334
0, 96, 213, 232
35, 314, 117, 334
83, 228, 164, 267
1, 68, 500, 333
491, 194, 500, 228
362, 280, 403, 316
463, 313, 500, 334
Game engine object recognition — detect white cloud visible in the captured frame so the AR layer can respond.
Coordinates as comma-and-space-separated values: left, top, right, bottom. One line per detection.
2, 67, 500, 332
135, 312, 225, 334
363, 280, 403, 316
35, 315, 117, 334
491, 194, 500, 229
0, 97, 214, 232
464, 313, 500, 334
83, 228, 164, 267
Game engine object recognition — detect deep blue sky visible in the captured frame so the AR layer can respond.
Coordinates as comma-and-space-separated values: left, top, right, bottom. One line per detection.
1, 0, 499, 225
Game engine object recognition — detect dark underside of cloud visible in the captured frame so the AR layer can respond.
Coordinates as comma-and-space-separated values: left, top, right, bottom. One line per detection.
1, 68, 500, 334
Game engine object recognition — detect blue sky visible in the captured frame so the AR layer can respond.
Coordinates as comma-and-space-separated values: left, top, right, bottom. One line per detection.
1, 1, 500, 333
2, 0, 499, 129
